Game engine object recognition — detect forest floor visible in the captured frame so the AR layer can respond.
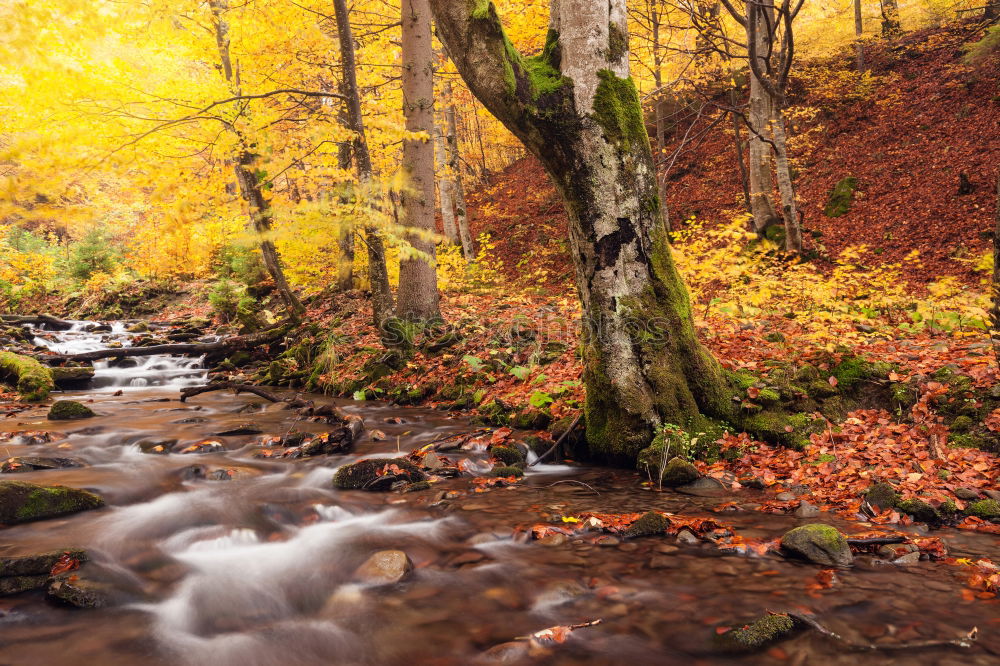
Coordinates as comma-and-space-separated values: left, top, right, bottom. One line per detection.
2, 18, 998, 586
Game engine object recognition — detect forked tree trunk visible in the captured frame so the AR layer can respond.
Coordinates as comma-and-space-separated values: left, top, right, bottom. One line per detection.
396, 0, 441, 322
747, 8, 778, 234
430, 0, 737, 463
443, 80, 475, 261
333, 0, 393, 328
770, 108, 802, 253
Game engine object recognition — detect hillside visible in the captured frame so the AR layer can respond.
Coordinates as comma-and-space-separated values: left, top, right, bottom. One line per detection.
465, 21, 1000, 289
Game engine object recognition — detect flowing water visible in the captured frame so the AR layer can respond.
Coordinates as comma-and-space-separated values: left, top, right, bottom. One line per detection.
0, 324, 997, 665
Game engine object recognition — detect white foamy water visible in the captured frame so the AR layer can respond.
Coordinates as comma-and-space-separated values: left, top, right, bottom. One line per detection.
29, 319, 208, 389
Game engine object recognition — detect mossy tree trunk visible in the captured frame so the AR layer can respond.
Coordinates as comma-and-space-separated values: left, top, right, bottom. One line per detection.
430, 0, 737, 464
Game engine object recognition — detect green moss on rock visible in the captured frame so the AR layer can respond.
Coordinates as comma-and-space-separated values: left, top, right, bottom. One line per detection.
741, 411, 820, 450
0, 352, 54, 402
824, 176, 857, 218
47, 400, 95, 421
780, 524, 852, 567
863, 482, 899, 511
966, 499, 1000, 520
896, 498, 940, 524
714, 613, 797, 653
490, 445, 525, 466
0, 481, 104, 524
623, 511, 669, 538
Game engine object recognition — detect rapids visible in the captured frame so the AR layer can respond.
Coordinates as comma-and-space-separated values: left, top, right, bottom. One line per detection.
0, 323, 997, 665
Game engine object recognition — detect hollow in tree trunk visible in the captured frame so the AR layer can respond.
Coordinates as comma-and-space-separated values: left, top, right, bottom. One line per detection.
430, 0, 739, 463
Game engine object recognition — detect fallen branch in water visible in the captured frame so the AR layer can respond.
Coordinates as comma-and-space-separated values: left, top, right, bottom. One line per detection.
544, 479, 600, 495
529, 412, 580, 467
180, 382, 285, 403
788, 611, 977, 651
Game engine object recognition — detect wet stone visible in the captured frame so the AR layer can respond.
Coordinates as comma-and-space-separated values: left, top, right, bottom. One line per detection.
596, 536, 620, 547
676, 530, 699, 545
892, 551, 921, 566
675, 477, 728, 497
617, 543, 639, 552
954, 487, 980, 501
1, 457, 85, 473
354, 550, 412, 585
647, 556, 679, 570
794, 501, 820, 518
539, 533, 568, 547
776, 492, 796, 501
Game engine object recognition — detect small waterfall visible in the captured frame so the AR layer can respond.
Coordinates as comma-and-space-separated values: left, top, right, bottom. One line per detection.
29, 320, 208, 390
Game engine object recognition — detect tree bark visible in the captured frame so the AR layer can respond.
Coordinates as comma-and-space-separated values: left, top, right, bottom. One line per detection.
992, 172, 1000, 329
332, 0, 394, 329
854, 0, 865, 71
879, 0, 901, 36
396, 0, 442, 322
209, 0, 304, 315
335, 90, 355, 291
444, 79, 475, 261
770, 108, 802, 253
435, 120, 459, 244
747, 7, 778, 234
986, 0, 1000, 22
430, 0, 736, 463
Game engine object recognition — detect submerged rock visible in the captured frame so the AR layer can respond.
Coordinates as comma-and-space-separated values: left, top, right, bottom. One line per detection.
0, 481, 104, 524
794, 501, 820, 518
354, 550, 412, 584
47, 574, 111, 608
675, 477, 727, 497
780, 524, 852, 567
714, 613, 797, 653
0, 548, 87, 596
47, 401, 95, 421
332, 458, 426, 491
215, 423, 263, 436
1, 457, 85, 473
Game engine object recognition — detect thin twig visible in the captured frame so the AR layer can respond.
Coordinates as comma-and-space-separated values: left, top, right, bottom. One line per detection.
788, 612, 977, 652
529, 413, 581, 467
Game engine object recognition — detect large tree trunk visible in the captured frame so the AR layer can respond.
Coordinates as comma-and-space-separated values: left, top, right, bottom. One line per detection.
987, 0, 1000, 22
333, 0, 394, 329
770, 108, 802, 253
209, 0, 303, 315
395, 0, 441, 322
443, 79, 475, 261
430, 0, 736, 463
747, 8, 778, 235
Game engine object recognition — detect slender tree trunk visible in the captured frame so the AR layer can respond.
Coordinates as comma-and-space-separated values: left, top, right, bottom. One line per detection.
431, 0, 737, 463
396, 0, 441, 322
747, 8, 778, 234
333, 0, 393, 328
731, 98, 752, 214
992, 172, 1000, 328
435, 122, 458, 244
209, 0, 303, 315
770, 108, 802, 253
444, 84, 476, 262
854, 0, 865, 71
335, 92, 355, 291
651, 7, 670, 233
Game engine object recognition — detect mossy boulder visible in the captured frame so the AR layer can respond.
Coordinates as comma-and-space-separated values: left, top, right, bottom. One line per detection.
0, 481, 104, 524
0, 549, 87, 578
714, 613, 797, 653
50, 365, 95, 388
332, 458, 426, 491
780, 524, 852, 567
0, 352, 54, 402
829, 357, 891, 391
824, 176, 857, 218
47, 400, 95, 421
896, 498, 940, 524
623, 511, 669, 538
966, 499, 1000, 520
863, 482, 899, 512
511, 408, 552, 430
741, 411, 821, 450
654, 456, 700, 487
490, 445, 525, 466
